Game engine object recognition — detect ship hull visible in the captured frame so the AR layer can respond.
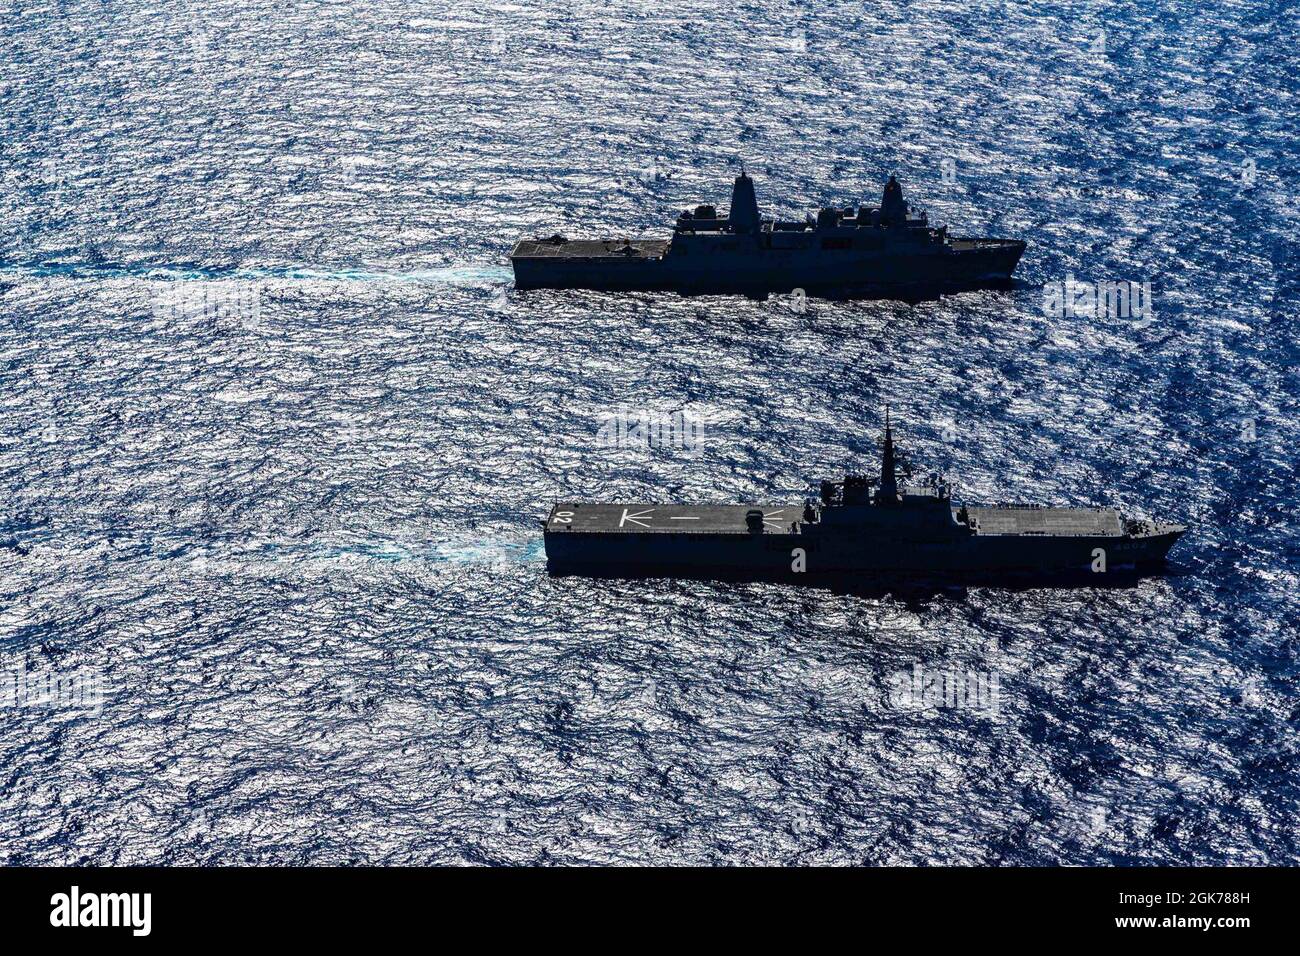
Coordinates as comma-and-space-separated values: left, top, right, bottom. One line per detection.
511, 240, 1025, 295
544, 527, 1181, 579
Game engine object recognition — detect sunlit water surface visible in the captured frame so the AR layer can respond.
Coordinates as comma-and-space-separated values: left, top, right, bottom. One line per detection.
0, 0, 1296, 864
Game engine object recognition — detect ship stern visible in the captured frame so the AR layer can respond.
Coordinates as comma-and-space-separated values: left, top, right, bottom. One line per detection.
947, 238, 1026, 283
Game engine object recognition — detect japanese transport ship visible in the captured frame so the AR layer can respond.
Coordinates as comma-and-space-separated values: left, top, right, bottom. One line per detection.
510, 169, 1025, 295
543, 415, 1185, 581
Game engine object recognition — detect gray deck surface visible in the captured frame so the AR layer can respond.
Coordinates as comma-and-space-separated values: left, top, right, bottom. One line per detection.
511, 238, 669, 259
547, 503, 796, 534
965, 506, 1122, 536
547, 502, 1124, 537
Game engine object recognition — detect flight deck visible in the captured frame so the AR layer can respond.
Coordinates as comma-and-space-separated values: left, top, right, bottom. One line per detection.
545, 503, 800, 535
545, 502, 1125, 537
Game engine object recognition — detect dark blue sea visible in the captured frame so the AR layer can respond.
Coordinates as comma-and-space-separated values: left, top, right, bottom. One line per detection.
1, 0, 1296, 865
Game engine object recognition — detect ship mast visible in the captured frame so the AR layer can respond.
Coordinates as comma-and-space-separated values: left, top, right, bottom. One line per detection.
879, 407, 899, 504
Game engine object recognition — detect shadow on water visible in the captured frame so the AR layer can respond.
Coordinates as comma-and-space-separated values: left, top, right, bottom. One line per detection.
516, 278, 1024, 305
782, 277, 1023, 305
547, 561, 1186, 605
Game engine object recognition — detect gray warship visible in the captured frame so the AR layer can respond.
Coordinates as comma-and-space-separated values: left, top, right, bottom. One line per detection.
543, 415, 1185, 581
511, 170, 1025, 295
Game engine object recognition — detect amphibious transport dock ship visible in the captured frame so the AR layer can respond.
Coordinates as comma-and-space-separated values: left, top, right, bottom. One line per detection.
543, 416, 1184, 580
511, 170, 1025, 295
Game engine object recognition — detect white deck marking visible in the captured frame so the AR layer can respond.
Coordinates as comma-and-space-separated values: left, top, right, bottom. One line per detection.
762, 509, 787, 528
619, 508, 654, 528
669, 516, 700, 520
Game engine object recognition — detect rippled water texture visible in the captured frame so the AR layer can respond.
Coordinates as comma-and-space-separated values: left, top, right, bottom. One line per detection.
0, 0, 1296, 864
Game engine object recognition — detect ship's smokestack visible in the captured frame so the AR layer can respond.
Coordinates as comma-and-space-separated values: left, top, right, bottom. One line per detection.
729, 168, 760, 232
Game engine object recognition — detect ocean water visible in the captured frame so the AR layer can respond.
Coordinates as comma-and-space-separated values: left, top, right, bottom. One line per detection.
1, 0, 1297, 865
